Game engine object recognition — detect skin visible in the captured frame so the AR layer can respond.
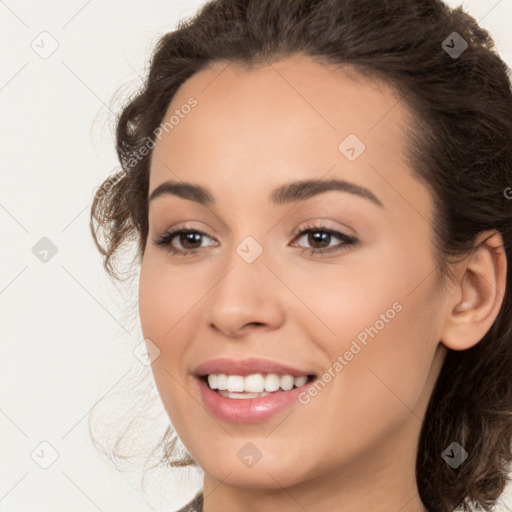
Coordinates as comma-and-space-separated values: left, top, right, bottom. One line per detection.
138, 54, 506, 512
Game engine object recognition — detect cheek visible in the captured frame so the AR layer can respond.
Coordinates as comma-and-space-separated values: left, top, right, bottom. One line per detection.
345, 279, 440, 423
138, 261, 167, 341
138, 257, 201, 342
294, 241, 441, 406
138, 258, 201, 423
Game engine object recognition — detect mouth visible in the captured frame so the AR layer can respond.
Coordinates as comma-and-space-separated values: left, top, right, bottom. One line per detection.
196, 373, 318, 423
193, 358, 318, 423
201, 373, 317, 399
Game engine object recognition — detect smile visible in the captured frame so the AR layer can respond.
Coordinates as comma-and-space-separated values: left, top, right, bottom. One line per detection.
206, 373, 310, 398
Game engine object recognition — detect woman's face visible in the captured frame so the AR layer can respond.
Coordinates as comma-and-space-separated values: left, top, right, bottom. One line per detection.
139, 55, 450, 497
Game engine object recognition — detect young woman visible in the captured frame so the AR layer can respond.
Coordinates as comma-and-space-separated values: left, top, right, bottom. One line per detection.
90, 0, 512, 510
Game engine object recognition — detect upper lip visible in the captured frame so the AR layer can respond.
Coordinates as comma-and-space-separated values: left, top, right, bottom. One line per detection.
193, 357, 317, 378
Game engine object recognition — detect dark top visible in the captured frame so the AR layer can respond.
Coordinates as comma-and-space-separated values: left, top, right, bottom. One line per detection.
175, 491, 204, 512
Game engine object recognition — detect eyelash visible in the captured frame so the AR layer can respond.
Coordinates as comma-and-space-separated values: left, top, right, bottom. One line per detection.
153, 222, 358, 257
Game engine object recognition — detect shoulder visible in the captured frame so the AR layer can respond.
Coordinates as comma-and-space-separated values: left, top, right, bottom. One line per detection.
174, 491, 204, 512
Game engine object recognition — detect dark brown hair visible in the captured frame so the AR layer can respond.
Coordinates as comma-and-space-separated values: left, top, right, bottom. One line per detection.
89, 1, 512, 510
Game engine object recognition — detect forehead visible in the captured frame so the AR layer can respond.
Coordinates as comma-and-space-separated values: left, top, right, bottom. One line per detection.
148, 54, 424, 213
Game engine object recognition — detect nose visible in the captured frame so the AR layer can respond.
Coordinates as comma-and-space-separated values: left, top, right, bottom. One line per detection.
205, 247, 286, 338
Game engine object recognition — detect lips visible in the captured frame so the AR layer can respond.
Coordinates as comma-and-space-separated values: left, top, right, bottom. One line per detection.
193, 357, 318, 423
193, 357, 317, 378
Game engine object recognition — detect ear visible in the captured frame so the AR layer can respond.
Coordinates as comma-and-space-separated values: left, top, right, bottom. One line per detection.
441, 230, 507, 351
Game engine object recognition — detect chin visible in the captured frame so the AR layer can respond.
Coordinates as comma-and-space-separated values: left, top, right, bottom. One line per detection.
205, 463, 304, 490
192, 440, 310, 490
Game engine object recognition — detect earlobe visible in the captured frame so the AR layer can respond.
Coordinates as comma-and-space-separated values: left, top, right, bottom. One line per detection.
441, 230, 507, 351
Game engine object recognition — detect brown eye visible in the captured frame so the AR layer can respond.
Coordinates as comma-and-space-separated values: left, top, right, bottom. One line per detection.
153, 224, 358, 257
306, 231, 332, 249
291, 224, 358, 256
154, 229, 216, 255
178, 232, 203, 250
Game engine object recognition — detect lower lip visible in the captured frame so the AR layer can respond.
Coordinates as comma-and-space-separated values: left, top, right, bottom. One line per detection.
196, 377, 312, 423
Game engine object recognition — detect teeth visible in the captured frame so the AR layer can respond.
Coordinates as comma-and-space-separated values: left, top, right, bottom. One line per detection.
227, 375, 245, 392
218, 390, 271, 399
207, 374, 218, 390
245, 373, 265, 392
206, 373, 311, 393
280, 374, 295, 391
294, 375, 308, 388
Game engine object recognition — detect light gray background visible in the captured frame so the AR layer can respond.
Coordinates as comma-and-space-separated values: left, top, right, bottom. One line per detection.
1, 1, 511, 511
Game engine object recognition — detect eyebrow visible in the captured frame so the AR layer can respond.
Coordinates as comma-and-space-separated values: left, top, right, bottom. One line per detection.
148, 178, 383, 208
